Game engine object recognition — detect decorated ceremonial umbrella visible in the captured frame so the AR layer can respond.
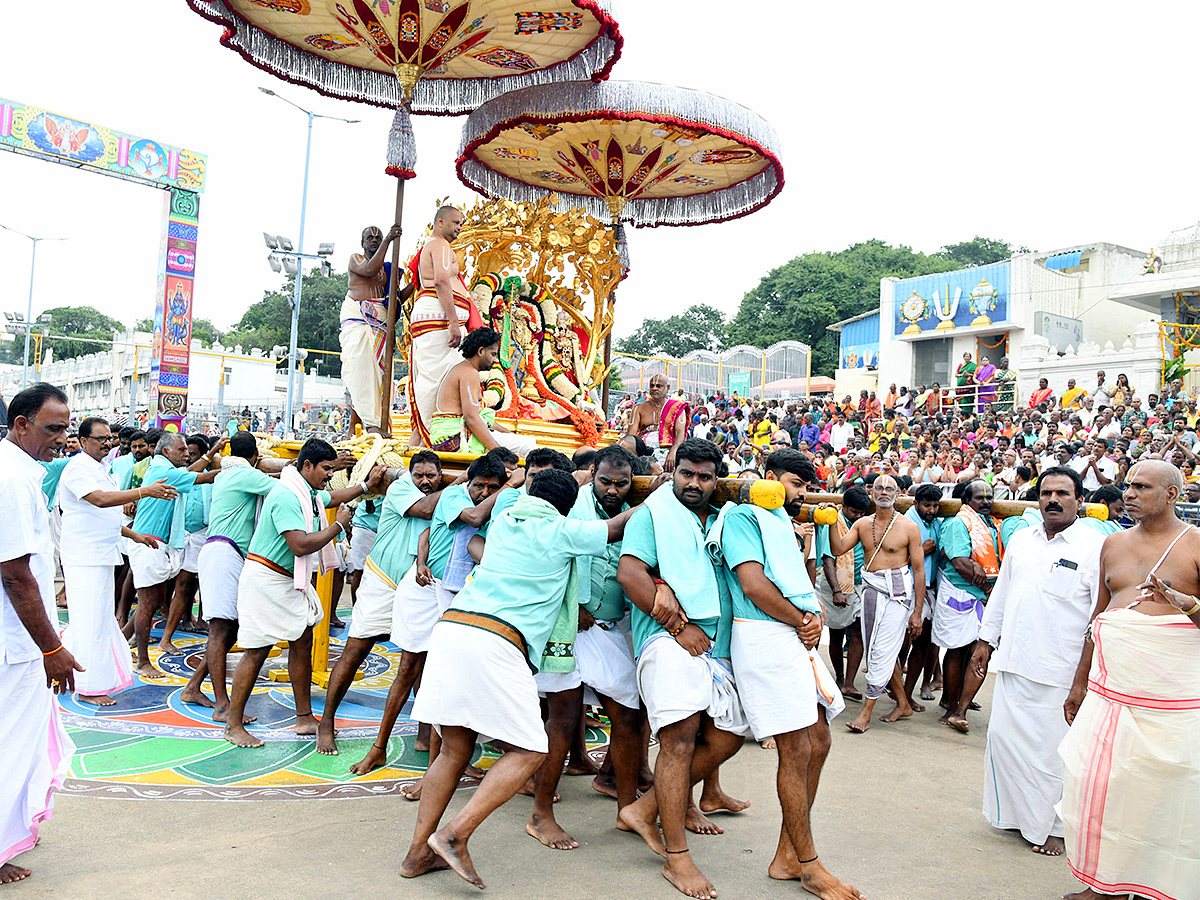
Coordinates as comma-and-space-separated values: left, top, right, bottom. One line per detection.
455, 79, 784, 408
187, 0, 623, 428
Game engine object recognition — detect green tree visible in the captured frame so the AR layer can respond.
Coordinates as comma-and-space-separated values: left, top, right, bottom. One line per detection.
224, 270, 349, 377
38, 305, 125, 362
935, 236, 1028, 268
134, 317, 154, 332
615, 303, 727, 358
726, 240, 956, 375
190, 318, 224, 346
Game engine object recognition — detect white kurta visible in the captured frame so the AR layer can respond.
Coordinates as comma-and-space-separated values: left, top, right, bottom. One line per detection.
0, 440, 76, 866
977, 520, 1103, 846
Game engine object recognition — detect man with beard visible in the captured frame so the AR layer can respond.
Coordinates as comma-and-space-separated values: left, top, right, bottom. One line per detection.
616, 439, 750, 900
824, 474, 925, 733
1059, 460, 1200, 900
340, 224, 403, 434
719, 449, 857, 898
903, 483, 942, 706
317, 451, 445, 757
959, 466, 1104, 858
934, 479, 998, 733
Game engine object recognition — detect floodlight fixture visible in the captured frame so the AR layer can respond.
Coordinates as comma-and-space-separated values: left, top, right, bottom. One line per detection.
264, 232, 279, 250
39, 314, 51, 324
267, 253, 282, 273
277, 236, 294, 252
3, 312, 12, 322
320, 260, 333, 277
296, 349, 308, 362
282, 257, 298, 277
317, 242, 335, 256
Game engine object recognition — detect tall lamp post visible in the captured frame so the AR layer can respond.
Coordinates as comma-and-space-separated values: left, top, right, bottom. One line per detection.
258, 87, 357, 438
0, 223, 67, 389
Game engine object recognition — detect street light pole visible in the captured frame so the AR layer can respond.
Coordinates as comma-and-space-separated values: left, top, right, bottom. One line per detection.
0, 224, 66, 391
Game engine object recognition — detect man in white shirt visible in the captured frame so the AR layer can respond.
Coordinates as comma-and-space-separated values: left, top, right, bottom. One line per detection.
1070, 437, 1116, 492
829, 413, 854, 454
1092, 370, 1110, 411
1077, 396, 1096, 429
1096, 409, 1121, 441
59, 417, 174, 706
0, 384, 81, 885
970, 466, 1104, 856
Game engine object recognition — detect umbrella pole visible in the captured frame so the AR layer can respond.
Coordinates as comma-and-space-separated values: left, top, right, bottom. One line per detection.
380, 177, 405, 438
601, 311, 613, 416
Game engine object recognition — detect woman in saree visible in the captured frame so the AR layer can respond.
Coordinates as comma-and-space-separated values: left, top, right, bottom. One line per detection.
955, 352, 977, 413
974, 355, 997, 411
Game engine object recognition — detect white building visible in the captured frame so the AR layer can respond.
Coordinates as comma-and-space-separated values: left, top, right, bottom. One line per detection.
0, 330, 350, 423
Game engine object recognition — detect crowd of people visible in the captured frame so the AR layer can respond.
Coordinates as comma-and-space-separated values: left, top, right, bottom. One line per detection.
2, 357, 1198, 900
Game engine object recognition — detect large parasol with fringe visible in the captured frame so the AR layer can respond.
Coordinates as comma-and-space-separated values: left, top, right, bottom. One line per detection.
455, 79, 784, 408
187, 0, 624, 430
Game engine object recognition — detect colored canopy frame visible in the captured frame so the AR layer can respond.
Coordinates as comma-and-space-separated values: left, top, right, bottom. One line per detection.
455, 80, 784, 228
186, 0, 623, 114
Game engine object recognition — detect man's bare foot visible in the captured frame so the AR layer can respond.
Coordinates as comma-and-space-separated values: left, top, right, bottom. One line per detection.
565, 756, 600, 776
930, 678, 943, 691
937, 710, 950, 724
799, 860, 863, 899
224, 723, 265, 748
157, 639, 180, 655
839, 685, 863, 701
846, 713, 871, 734
905, 696, 926, 713
180, 619, 208, 634
617, 802, 666, 857
329, 615, 346, 629
465, 763, 485, 779
591, 772, 619, 800
0, 863, 31, 884
77, 693, 117, 707
969, 700, 981, 711
662, 852, 717, 899
294, 713, 319, 736
399, 844, 450, 878
698, 787, 750, 815
350, 744, 388, 777
920, 686, 935, 701
518, 778, 558, 802
212, 705, 256, 725
179, 687, 215, 709
761, 737, 777, 750
400, 778, 423, 801
945, 715, 969, 734
686, 806, 724, 835
316, 719, 338, 755
1062, 890, 1125, 900
428, 828, 484, 890
135, 663, 167, 680
1032, 836, 1065, 856
880, 703, 914, 723
526, 814, 579, 850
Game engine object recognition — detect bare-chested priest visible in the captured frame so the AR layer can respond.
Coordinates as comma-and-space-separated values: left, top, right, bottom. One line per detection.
1059, 460, 1200, 900
626, 375, 690, 472
823, 474, 925, 733
340, 224, 405, 434
429, 327, 536, 456
408, 206, 479, 447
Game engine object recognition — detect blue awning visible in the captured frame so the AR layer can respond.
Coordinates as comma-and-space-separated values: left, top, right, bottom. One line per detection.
1045, 251, 1082, 270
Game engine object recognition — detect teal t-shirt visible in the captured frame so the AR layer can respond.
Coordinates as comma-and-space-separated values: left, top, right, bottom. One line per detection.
207, 465, 277, 555
720, 504, 816, 623
453, 509, 609, 671
428, 484, 475, 581
620, 504, 730, 659
814, 518, 864, 583
938, 515, 996, 601
488, 485, 522, 532
572, 492, 628, 623
904, 506, 942, 587
246, 482, 332, 573
111, 452, 137, 490
353, 499, 381, 534
40, 457, 70, 511
366, 473, 430, 584
130, 456, 198, 547
184, 482, 212, 533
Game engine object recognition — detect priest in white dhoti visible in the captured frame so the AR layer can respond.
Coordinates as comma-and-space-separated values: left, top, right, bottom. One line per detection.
341, 224, 402, 433
58, 417, 176, 706
970, 466, 1103, 856
0, 384, 80, 884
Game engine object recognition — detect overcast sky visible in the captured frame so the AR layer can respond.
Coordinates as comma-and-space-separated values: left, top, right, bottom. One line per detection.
1, 2, 1195, 345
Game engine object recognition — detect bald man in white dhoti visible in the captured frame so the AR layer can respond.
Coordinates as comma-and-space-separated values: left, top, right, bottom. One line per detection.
0, 384, 82, 885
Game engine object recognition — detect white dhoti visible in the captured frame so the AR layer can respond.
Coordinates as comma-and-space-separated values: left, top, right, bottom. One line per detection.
932, 573, 984, 650
490, 430, 538, 457
816, 577, 862, 631
408, 292, 471, 443
128, 542, 183, 589
412, 620, 548, 753
731, 618, 845, 741
860, 567, 915, 700
235, 559, 322, 649
0, 660, 75, 867
62, 564, 133, 697
347, 560, 397, 640
180, 529, 206, 574
535, 668, 582, 696
390, 566, 445, 653
636, 635, 752, 737
347, 527, 376, 573
339, 295, 385, 429
575, 617, 640, 710
197, 539, 243, 621
983, 671, 1067, 846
